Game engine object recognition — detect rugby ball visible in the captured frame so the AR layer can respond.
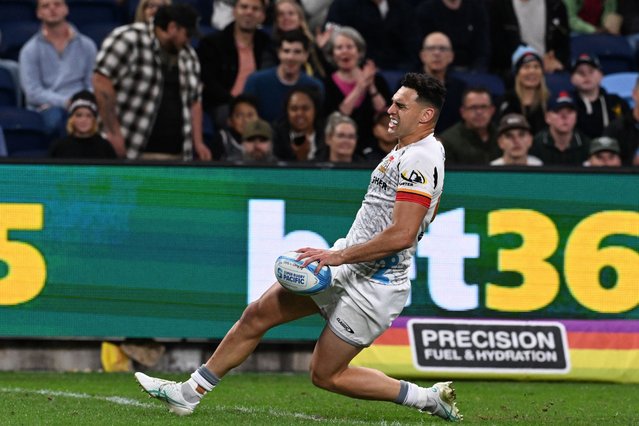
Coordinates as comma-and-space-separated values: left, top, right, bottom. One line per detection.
274, 251, 332, 295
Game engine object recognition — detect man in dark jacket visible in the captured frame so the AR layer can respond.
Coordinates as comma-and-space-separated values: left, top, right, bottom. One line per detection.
489, 0, 570, 78
197, 0, 276, 126
570, 53, 630, 139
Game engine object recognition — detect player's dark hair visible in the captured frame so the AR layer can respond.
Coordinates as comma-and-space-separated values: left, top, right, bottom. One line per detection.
277, 29, 310, 51
229, 94, 259, 115
400, 72, 446, 111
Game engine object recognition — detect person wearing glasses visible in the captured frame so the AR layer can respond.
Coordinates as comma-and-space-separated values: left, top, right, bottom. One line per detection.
314, 111, 363, 163
418, 32, 466, 133
440, 86, 501, 165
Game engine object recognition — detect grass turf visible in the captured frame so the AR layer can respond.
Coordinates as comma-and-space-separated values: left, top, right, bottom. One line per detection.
0, 371, 637, 425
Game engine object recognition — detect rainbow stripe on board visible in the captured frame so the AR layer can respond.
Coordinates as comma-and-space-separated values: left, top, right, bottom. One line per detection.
352, 317, 639, 383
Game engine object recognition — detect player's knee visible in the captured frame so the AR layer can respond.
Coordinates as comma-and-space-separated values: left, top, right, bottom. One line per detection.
237, 301, 270, 334
309, 367, 337, 392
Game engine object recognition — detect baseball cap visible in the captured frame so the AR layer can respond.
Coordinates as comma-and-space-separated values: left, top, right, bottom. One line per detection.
589, 136, 620, 155
243, 119, 273, 141
497, 113, 531, 136
548, 91, 576, 112
68, 90, 98, 116
511, 45, 542, 74
570, 53, 602, 73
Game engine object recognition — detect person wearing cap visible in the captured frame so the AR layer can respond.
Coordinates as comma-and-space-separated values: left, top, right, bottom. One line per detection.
584, 136, 622, 167
93, 4, 211, 161
570, 53, 630, 139
491, 113, 542, 166
497, 45, 550, 135
230, 118, 278, 162
440, 86, 501, 165
530, 91, 590, 166
49, 90, 117, 159
489, 0, 570, 77
19, 0, 97, 140
603, 76, 639, 166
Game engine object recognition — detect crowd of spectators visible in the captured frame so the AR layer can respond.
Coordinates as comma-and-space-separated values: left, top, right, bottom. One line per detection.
0, 0, 638, 169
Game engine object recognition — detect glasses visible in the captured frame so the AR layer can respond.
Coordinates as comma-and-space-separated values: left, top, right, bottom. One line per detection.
245, 137, 270, 143
463, 104, 492, 112
422, 45, 452, 53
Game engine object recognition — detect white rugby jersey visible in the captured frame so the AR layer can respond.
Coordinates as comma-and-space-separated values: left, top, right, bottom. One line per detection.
344, 133, 445, 285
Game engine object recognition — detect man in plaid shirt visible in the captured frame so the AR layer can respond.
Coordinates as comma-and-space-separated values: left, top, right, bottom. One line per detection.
93, 4, 211, 160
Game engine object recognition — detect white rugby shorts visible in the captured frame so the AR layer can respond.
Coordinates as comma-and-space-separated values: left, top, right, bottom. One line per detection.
310, 240, 410, 347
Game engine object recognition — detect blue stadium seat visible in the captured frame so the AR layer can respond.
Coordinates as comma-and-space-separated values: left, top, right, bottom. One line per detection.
450, 70, 506, 100
0, 21, 40, 61
78, 22, 118, 49
0, 107, 49, 157
0, 1, 37, 23
571, 34, 637, 74
601, 72, 638, 108
67, 0, 121, 26
0, 66, 17, 107
379, 69, 405, 93
545, 72, 574, 96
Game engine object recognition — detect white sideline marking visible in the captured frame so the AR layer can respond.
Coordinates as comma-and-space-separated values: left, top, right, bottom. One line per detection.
0, 387, 155, 408
0, 387, 398, 424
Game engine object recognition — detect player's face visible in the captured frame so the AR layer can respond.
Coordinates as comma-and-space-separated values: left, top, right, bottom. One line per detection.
234, 0, 265, 33
228, 102, 258, 133
498, 128, 532, 160
327, 122, 357, 157
517, 61, 543, 89
546, 107, 577, 134
332, 35, 359, 71
287, 92, 315, 132
460, 92, 494, 130
589, 151, 621, 166
276, 1, 300, 32
278, 41, 308, 74
570, 64, 602, 92
37, 0, 68, 26
387, 86, 429, 143
71, 108, 95, 137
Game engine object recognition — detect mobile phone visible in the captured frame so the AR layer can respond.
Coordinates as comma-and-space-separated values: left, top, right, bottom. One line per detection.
292, 135, 306, 146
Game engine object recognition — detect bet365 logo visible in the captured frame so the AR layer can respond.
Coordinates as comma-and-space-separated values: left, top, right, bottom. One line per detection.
0, 203, 46, 305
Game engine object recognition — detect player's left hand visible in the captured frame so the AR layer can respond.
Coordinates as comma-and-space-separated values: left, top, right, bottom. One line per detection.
296, 247, 344, 272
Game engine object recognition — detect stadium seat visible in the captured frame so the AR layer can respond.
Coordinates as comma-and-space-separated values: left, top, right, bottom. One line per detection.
601, 72, 638, 108
0, 21, 40, 61
67, 0, 121, 26
571, 34, 637, 74
0, 107, 49, 157
545, 72, 574, 96
0, 0, 37, 23
379, 69, 405, 93
78, 22, 118, 48
450, 70, 506, 100
0, 66, 17, 107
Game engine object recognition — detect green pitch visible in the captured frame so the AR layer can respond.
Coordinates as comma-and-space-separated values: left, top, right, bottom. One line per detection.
0, 372, 636, 425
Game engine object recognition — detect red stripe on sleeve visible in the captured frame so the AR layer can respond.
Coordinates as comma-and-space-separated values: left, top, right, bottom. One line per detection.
396, 190, 431, 208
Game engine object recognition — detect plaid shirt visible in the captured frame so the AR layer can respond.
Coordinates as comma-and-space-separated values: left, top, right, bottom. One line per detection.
95, 22, 201, 160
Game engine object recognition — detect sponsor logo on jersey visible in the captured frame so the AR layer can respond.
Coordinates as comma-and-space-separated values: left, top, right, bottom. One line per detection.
401, 169, 426, 185
371, 175, 388, 191
336, 317, 354, 334
377, 155, 395, 174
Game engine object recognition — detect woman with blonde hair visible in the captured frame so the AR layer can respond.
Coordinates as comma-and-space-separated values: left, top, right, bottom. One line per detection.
273, 0, 329, 78
135, 0, 171, 23
497, 45, 550, 135
50, 90, 116, 159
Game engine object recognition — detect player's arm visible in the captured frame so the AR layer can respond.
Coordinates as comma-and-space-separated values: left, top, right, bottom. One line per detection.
299, 200, 428, 269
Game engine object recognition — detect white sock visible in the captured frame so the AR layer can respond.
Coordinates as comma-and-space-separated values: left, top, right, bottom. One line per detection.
396, 380, 436, 411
